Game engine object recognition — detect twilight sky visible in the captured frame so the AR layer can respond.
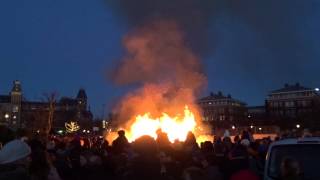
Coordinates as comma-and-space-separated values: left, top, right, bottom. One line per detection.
0, 0, 320, 117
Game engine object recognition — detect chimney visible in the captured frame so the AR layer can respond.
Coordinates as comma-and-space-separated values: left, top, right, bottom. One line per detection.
295, 82, 300, 87
218, 91, 223, 96
210, 92, 214, 96
227, 94, 232, 98
284, 83, 289, 88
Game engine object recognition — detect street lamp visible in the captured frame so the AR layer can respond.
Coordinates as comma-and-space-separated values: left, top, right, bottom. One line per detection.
4, 113, 9, 119
250, 125, 254, 129
258, 127, 262, 131
296, 124, 300, 129
232, 125, 235, 130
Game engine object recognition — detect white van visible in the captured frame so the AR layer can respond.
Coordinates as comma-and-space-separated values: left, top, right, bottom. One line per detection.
264, 137, 320, 180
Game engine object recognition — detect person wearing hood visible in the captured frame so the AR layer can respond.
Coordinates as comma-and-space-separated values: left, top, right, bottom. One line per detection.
0, 139, 31, 180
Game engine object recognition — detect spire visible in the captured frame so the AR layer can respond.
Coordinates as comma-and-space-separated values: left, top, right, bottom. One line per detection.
76, 88, 87, 111
11, 80, 22, 92
77, 88, 87, 100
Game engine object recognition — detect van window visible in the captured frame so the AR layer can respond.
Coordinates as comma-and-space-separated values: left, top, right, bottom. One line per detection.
268, 144, 320, 180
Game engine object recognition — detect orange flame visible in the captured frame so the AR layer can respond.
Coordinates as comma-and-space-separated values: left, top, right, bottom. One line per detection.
127, 106, 197, 142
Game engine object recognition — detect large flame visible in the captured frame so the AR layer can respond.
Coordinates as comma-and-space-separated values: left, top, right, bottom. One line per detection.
127, 106, 196, 142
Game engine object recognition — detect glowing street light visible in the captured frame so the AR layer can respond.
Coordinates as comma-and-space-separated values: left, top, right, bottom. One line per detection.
232, 125, 235, 130
258, 127, 262, 131
296, 124, 300, 129
315, 88, 319, 92
4, 113, 9, 119
250, 125, 254, 129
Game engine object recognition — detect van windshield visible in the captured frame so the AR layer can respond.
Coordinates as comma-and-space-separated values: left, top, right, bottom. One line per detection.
268, 144, 320, 180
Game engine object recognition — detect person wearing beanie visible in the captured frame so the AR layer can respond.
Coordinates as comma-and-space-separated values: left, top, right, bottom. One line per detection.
0, 139, 31, 180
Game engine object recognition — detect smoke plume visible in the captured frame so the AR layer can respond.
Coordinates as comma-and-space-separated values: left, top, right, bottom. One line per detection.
105, 0, 215, 56
110, 20, 207, 127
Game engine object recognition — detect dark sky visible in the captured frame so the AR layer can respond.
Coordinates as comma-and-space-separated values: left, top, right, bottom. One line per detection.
1, 0, 320, 117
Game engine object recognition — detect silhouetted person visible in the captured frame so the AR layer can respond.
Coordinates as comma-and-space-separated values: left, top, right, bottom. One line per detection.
112, 130, 129, 154
156, 129, 172, 154
125, 135, 161, 180
234, 135, 240, 144
184, 131, 199, 152
241, 130, 250, 141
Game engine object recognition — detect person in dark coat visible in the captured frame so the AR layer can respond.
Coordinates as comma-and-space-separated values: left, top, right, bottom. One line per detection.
112, 130, 130, 155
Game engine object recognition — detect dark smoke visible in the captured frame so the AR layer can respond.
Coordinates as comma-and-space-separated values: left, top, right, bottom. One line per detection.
106, 0, 320, 87
105, 0, 216, 56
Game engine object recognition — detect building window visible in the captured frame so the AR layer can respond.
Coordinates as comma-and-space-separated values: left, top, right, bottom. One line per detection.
285, 101, 294, 107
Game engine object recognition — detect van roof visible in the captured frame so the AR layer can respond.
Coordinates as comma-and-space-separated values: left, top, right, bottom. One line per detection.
270, 137, 320, 147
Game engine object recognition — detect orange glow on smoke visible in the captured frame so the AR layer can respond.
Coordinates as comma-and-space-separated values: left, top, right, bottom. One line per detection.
127, 106, 197, 142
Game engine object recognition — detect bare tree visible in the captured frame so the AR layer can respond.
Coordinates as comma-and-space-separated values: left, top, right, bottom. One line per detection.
43, 92, 58, 136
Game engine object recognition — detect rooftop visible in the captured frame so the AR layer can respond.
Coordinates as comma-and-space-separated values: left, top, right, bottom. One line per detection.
271, 83, 312, 94
199, 91, 246, 105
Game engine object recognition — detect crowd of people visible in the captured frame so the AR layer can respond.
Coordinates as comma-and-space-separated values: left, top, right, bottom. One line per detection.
0, 126, 304, 180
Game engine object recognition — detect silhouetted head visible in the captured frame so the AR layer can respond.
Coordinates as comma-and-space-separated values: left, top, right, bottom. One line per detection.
133, 135, 158, 156
118, 130, 125, 137
186, 131, 196, 143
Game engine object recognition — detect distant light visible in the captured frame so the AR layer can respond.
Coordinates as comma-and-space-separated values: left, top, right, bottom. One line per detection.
4, 114, 9, 119
258, 127, 262, 131
232, 125, 235, 130
13, 115, 17, 119
58, 130, 63, 134
296, 124, 300, 129
102, 120, 106, 129
250, 125, 254, 129
248, 115, 251, 118
87, 130, 90, 133
315, 88, 319, 92
36, 130, 40, 133
83, 129, 86, 133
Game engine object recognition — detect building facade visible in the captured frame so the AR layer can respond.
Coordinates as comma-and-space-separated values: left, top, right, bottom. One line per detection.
0, 80, 22, 128
266, 83, 320, 129
0, 81, 93, 132
198, 92, 247, 128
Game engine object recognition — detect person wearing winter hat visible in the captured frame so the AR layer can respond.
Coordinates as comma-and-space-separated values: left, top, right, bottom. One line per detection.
0, 139, 31, 180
